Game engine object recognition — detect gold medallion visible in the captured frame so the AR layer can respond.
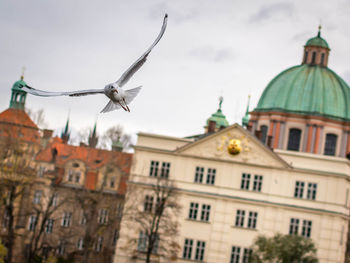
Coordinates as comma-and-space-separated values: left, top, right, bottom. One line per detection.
227, 139, 242, 155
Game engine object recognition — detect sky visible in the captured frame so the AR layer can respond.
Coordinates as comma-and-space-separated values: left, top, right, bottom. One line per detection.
1, 0, 350, 143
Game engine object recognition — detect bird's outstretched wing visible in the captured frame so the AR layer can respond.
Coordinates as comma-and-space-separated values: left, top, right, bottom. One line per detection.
21, 85, 105, 97
125, 86, 142, 104
115, 14, 168, 87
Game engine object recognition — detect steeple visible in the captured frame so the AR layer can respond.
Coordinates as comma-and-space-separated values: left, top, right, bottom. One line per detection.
61, 116, 70, 144
302, 26, 330, 67
10, 69, 27, 110
88, 121, 98, 148
242, 95, 251, 128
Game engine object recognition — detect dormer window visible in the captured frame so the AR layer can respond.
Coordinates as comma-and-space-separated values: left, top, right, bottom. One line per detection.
75, 172, 81, 183
68, 170, 74, 182
73, 163, 79, 168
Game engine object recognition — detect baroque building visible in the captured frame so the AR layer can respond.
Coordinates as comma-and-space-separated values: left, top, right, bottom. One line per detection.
114, 29, 350, 263
0, 76, 132, 263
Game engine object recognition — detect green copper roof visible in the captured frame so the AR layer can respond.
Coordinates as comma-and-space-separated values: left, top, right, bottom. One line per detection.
206, 108, 229, 128
12, 79, 27, 91
255, 64, 350, 121
305, 36, 329, 49
305, 29, 329, 49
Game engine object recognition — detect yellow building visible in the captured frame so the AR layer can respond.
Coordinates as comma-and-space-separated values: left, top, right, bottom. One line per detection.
114, 29, 350, 263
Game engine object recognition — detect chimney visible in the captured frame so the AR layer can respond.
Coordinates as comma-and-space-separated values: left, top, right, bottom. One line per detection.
255, 130, 262, 140
208, 121, 216, 133
51, 147, 58, 163
80, 142, 87, 147
43, 129, 53, 139
267, 135, 273, 149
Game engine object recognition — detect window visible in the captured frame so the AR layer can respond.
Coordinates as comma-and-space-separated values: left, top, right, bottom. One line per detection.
253, 175, 263, 192
183, 239, 193, 259
98, 209, 109, 224
113, 230, 119, 245
62, 212, 72, 227
235, 210, 245, 227
294, 181, 304, 198
149, 161, 159, 177
77, 237, 84, 250
321, 53, 325, 65
307, 183, 317, 200
160, 162, 171, 178
240, 173, 250, 190
304, 51, 309, 64
37, 166, 45, 177
247, 212, 258, 229
289, 218, 299, 235
200, 204, 211, 222
28, 215, 37, 231
302, 220, 312, 238
324, 133, 337, 156
311, 51, 316, 64
95, 236, 103, 252
57, 241, 65, 255
287, 128, 301, 151
242, 248, 252, 263
260, 125, 268, 144
194, 167, 204, 183
75, 172, 81, 183
45, 219, 54, 233
188, 202, 199, 220
110, 176, 116, 188
33, 190, 42, 204
206, 168, 216, 185
137, 231, 147, 251
80, 211, 86, 225
230, 246, 241, 263
52, 193, 58, 207
195, 241, 205, 261
68, 170, 73, 182
144, 195, 154, 212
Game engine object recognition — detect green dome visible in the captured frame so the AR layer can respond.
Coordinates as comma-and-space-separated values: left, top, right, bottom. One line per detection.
305, 36, 329, 49
255, 64, 350, 121
12, 79, 27, 91
206, 108, 229, 128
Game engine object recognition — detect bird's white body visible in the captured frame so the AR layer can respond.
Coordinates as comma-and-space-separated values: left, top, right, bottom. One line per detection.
21, 14, 168, 113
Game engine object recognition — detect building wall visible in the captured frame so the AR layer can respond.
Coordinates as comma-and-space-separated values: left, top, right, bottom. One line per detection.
115, 125, 349, 263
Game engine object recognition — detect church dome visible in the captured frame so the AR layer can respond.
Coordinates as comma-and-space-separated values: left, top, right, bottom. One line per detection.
255, 64, 350, 121
305, 35, 329, 49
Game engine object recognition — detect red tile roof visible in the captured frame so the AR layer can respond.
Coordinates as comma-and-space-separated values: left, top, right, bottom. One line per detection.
0, 108, 38, 129
0, 108, 40, 143
36, 139, 133, 192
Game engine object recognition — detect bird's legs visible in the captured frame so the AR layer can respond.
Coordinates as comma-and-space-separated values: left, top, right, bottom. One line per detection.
123, 99, 130, 112
118, 102, 128, 111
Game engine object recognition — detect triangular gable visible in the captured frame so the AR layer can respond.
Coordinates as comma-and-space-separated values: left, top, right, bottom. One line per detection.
176, 124, 290, 168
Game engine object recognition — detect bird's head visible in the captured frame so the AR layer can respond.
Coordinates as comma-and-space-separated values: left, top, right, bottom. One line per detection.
105, 84, 118, 94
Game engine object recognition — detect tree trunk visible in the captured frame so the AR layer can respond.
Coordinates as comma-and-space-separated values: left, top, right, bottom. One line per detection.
5, 187, 15, 263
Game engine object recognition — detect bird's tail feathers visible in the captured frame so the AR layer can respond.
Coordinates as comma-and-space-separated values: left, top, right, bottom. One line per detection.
100, 100, 121, 113
125, 86, 142, 104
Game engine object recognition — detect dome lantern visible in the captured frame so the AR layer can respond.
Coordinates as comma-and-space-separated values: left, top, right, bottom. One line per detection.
302, 26, 330, 67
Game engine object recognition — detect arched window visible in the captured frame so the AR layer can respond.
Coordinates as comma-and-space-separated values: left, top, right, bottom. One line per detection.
311, 52, 316, 64
287, 128, 301, 151
260, 125, 268, 144
320, 53, 325, 65
324, 133, 337, 156
303, 51, 308, 64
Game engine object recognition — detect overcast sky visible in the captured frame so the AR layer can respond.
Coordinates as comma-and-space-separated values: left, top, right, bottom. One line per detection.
1, 0, 350, 142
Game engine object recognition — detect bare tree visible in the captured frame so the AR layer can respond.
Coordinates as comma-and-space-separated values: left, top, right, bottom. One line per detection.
25, 108, 48, 129
99, 125, 133, 151
0, 131, 37, 263
121, 177, 181, 263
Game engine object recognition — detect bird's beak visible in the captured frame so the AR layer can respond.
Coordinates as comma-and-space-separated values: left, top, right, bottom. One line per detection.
113, 89, 118, 94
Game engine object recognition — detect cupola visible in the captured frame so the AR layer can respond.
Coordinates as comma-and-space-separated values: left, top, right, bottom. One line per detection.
205, 97, 229, 133
302, 26, 330, 67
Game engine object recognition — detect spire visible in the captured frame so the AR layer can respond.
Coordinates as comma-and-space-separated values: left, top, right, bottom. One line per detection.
317, 25, 321, 37
61, 115, 70, 144
242, 95, 251, 128
218, 96, 223, 111
88, 121, 98, 148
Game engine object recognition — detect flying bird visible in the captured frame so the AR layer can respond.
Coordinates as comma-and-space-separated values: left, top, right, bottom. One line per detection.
20, 14, 168, 113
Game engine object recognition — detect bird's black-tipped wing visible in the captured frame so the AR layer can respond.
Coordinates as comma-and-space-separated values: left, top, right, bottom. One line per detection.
115, 14, 168, 87
21, 85, 105, 97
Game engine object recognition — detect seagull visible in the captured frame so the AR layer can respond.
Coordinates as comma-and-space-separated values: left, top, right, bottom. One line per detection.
20, 14, 168, 113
